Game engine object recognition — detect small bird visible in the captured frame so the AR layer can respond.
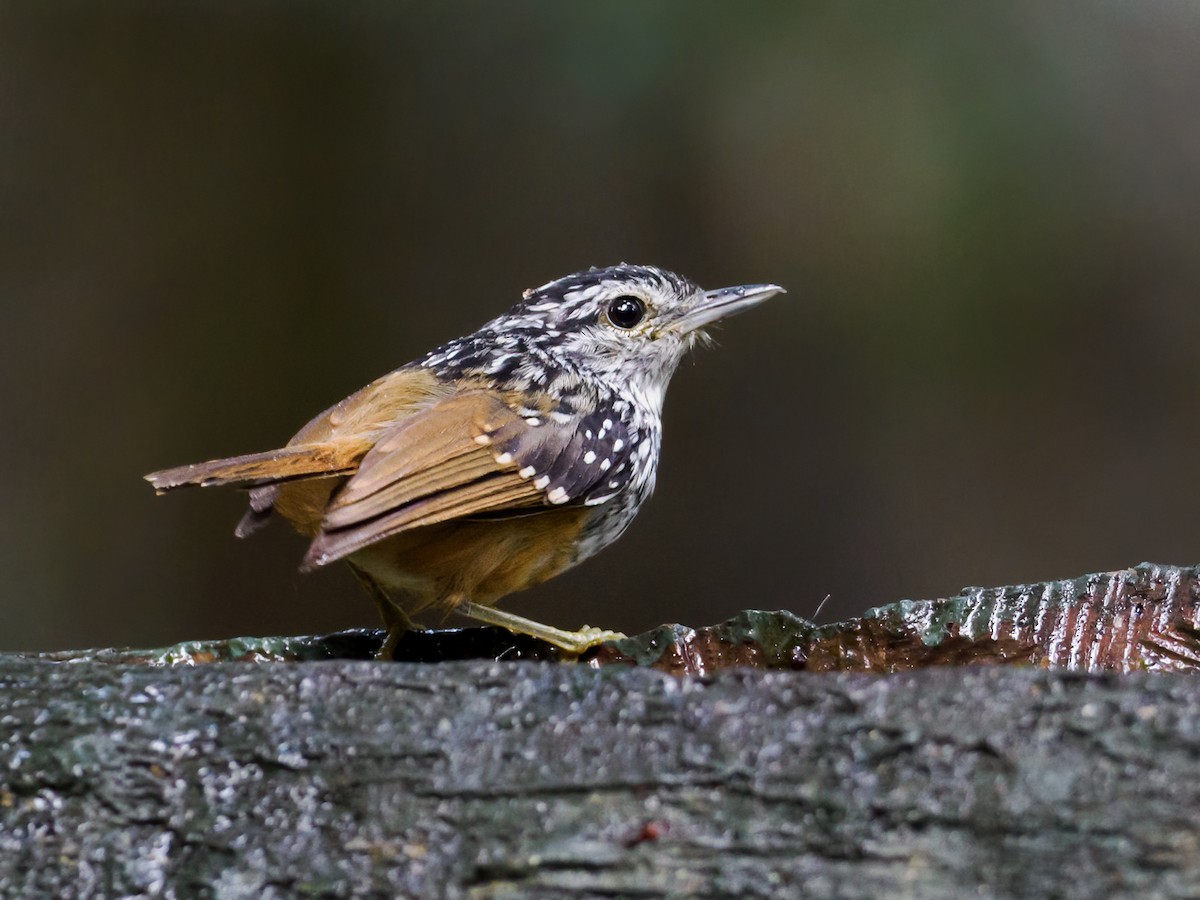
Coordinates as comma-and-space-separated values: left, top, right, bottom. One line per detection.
147, 264, 783, 655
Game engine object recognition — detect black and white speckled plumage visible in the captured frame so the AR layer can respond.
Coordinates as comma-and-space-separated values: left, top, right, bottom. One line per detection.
146, 262, 782, 650
413, 264, 704, 563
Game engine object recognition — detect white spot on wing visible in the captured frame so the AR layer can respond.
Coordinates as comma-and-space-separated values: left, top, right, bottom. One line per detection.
534, 475, 550, 490
547, 486, 569, 504
519, 466, 536, 479
583, 450, 596, 464
495, 452, 514, 465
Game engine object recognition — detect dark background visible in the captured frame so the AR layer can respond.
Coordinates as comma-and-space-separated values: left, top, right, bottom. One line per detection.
2, 2, 1198, 652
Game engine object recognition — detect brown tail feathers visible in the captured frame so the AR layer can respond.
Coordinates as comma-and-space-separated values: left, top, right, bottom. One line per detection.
144, 443, 359, 494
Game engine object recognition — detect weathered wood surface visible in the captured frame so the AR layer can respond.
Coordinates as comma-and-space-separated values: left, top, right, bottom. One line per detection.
1, 661, 1198, 898
33, 561, 1200, 673
594, 560, 1200, 673
4, 561, 1200, 898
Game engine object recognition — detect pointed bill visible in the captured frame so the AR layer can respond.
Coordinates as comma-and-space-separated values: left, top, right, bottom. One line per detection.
671, 283, 786, 334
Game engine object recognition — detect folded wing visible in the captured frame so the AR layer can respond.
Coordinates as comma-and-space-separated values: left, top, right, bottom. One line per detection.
301, 390, 638, 569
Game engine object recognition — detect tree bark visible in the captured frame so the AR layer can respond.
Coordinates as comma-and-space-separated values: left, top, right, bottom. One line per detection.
3, 562, 1199, 898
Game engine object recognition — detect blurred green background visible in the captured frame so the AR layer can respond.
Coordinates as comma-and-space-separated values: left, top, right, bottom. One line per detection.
2, 1, 1198, 651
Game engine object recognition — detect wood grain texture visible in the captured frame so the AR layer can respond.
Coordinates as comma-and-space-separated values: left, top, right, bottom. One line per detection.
592, 561, 1200, 675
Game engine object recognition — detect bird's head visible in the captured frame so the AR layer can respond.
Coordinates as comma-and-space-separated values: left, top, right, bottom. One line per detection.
496, 263, 785, 406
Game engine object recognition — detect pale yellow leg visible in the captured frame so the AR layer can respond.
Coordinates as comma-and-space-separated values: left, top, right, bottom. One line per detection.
457, 601, 626, 655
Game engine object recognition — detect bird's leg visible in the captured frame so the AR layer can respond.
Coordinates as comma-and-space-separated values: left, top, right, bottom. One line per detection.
456, 600, 626, 655
348, 564, 416, 660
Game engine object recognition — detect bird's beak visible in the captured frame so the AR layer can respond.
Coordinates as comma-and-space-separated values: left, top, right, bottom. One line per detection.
671, 283, 786, 335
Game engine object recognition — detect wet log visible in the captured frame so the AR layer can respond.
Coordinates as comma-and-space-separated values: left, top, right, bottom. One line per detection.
2, 562, 1199, 897
32, 560, 1200, 674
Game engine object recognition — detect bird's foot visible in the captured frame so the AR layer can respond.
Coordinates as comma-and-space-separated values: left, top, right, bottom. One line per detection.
457, 601, 626, 656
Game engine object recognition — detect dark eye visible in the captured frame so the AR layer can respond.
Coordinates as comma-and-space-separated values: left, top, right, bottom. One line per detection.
605, 295, 646, 329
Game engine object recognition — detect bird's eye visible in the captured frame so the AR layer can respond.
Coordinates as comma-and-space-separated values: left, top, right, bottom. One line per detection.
605, 296, 646, 329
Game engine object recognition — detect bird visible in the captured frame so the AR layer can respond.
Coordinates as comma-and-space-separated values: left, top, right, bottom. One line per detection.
146, 264, 784, 656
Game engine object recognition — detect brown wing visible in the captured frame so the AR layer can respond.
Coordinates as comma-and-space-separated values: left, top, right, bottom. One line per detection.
301, 390, 583, 569
235, 368, 455, 536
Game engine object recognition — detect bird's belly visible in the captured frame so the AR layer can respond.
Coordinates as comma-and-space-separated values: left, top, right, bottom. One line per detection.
348, 507, 592, 616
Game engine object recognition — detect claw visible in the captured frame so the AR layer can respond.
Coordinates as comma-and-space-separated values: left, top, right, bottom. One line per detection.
553, 625, 627, 655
